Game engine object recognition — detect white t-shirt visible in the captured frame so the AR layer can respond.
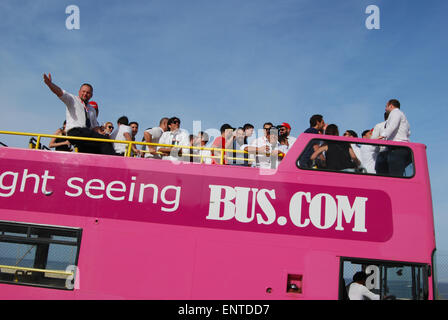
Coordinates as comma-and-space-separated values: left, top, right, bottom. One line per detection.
158, 129, 190, 161
59, 90, 94, 132
144, 127, 165, 158
360, 144, 378, 174
110, 124, 132, 154
348, 282, 380, 300
278, 136, 296, 154
249, 136, 281, 169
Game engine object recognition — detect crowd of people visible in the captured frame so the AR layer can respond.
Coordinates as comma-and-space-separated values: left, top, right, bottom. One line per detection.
43, 74, 412, 176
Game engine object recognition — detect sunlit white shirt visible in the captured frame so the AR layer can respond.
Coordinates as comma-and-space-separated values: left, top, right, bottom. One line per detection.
383, 108, 410, 142
348, 282, 380, 300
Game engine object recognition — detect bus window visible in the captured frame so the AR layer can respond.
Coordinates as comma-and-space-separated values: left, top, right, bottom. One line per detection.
0, 221, 82, 290
340, 258, 429, 300
297, 139, 414, 178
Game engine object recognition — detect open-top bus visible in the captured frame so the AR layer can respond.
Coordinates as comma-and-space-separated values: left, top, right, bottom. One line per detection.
0, 130, 438, 299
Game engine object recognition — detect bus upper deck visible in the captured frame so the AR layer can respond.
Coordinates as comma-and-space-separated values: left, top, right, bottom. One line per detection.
0, 130, 437, 299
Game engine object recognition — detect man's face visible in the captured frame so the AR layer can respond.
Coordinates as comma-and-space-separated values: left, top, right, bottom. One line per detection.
267, 129, 279, 144
224, 128, 234, 139
279, 126, 289, 137
385, 103, 394, 114
235, 129, 245, 143
245, 127, 254, 138
317, 119, 326, 130
263, 124, 273, 137
160, 119, 168, 131
169, 119, 180, 131
130, 123, 138, 136
363, 131, 372, 139
78, 85, 93, 103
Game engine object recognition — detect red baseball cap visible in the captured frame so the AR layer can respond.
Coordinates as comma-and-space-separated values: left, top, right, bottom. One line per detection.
281, 122, 291, 130
89, 101, 98, 110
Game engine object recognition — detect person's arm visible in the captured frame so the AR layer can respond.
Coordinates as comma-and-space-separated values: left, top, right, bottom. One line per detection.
361, 286, 380, 300
49, 129, 71, 149
43, 73, 63, 97
378, 110, 400, 140
143, 130, 158, 155
310, 145, 328, 161
349, 146, 361, 167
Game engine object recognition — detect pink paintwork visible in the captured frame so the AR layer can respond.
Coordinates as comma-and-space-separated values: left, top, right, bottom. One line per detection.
0, 133, 436, 299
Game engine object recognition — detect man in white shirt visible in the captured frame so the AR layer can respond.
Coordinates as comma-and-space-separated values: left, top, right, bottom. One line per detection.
242, 127, 283, 169
359, 129, 378, 174
377, 99, 412, 176
143, 117, 168, 159
110, 116, 134, 156
278, 122, 296, 155
348, 271, 380, 300
43, 73, 115, 155
158, 117, 190, 162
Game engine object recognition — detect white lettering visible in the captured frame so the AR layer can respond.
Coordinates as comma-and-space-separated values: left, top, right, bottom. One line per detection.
335, 195, 368, 232
289, 191, 311, 227
234, 187, 255, 223
256, 189, 276, 225
160, 185, 181, 212
138, 183, 158, 204
106, 181, 126, 201
207, 185, 236, 221
309, 193, 337, 229
65, 177, 84, 197
0, 171, 19, 197
20, 169, 40, 193
85, 179, 105, 199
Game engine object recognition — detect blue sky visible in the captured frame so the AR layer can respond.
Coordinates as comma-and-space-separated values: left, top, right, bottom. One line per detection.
1, 0, 448, 277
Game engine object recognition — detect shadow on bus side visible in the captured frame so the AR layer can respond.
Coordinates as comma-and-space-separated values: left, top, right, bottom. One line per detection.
297, 139, 414, 178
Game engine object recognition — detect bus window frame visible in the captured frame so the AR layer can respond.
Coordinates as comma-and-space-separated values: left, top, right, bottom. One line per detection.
339, 256, 430, 300
296, 138, 416, 179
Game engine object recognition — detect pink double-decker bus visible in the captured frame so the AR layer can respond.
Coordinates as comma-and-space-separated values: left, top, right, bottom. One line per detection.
0, 132, 437, 300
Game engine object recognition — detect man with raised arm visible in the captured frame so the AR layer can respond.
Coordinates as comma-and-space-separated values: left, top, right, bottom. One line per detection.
43, 73, 115, 155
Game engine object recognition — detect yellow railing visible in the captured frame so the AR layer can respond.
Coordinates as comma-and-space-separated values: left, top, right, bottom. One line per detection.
0, 264, 73, 277
0, 130, 253, 165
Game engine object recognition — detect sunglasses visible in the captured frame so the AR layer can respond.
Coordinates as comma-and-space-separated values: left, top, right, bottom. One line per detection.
107, 126, 114, 130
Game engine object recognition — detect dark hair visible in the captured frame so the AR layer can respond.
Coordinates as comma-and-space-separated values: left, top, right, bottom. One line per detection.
243, 123, 254, 130
310, 114, 323, 127
80, 83, 93, 91
117, 116, 129, 126
388, 99, 401, 109
353, 271, 368, 283
345, 130, 358, 138
263, 122, 274, 128
325, 124, 339, 136
129, 121, 139, 127
220, 123, 234, 134
362, 129, 371, 137
168, 117, 180, 126
199, 131, 209, 142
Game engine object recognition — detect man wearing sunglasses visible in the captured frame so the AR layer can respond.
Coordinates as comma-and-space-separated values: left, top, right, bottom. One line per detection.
278, 122, 296, 155
158, 117, 190, 162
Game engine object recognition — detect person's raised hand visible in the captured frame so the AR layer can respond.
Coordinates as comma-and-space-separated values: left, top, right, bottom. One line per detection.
43, 73, 52, 86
